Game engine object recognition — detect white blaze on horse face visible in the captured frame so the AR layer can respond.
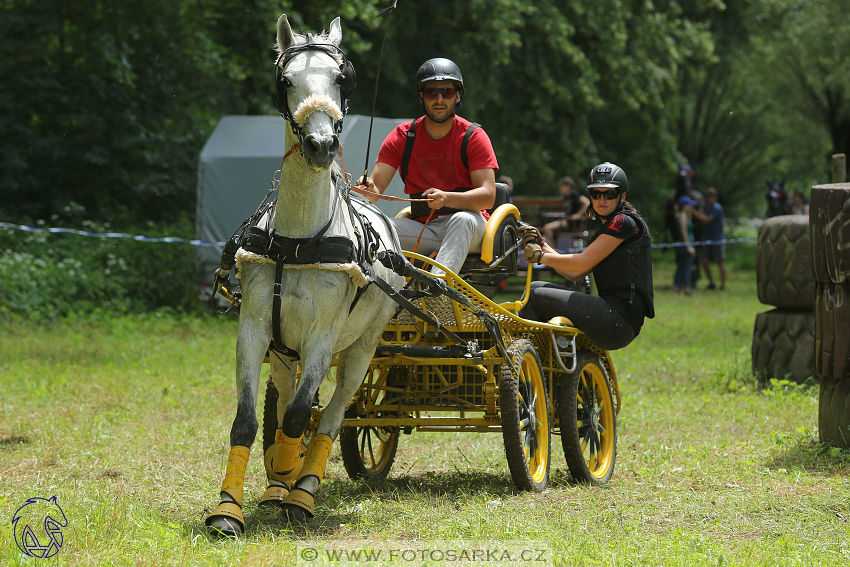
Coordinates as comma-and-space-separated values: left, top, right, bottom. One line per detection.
285, 53, 342, 129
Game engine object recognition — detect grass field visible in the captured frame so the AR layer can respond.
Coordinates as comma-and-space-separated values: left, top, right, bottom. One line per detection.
1, 250, 848, 566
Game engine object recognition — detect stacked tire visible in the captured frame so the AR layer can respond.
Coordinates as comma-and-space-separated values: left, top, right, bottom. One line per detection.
810, 183, 850, 448
752, 215, 817, 386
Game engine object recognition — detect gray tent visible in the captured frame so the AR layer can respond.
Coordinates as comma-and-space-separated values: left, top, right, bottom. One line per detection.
195, 114, 411, 286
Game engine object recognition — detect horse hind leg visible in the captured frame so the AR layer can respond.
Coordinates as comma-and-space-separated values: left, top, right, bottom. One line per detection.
259, 355, 304, 507
280, 344, 374, 522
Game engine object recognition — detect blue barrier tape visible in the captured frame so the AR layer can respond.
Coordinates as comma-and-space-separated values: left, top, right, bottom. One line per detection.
1, 221, 756, 252
0, 222, 225, 248
555, 237, 757, 254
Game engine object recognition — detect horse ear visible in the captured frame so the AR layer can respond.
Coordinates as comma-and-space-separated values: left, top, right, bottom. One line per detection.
328, 17, 342, 46
277, 14, 295, 51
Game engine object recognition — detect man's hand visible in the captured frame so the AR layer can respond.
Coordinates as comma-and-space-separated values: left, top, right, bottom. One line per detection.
357, 175, 380, 195
524, 241, 543, 263
356, 175, 382, 203
422, 188, 446, 209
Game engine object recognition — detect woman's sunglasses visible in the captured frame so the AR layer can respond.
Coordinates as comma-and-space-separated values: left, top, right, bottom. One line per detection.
590, 189, 621, 200
422, 87, 457, 99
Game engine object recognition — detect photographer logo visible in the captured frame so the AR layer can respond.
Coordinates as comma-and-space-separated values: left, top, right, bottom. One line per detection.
11, 496, 68, 559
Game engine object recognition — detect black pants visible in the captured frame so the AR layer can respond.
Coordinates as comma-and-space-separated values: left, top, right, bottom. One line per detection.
518, 281, 636, 351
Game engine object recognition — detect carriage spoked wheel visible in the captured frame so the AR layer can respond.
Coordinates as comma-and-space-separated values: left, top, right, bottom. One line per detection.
339, 410, 399, 480
556, 351, 617, 485
262, 376, 319, 454
338, 369, 403, 480
500, 339, 550, 492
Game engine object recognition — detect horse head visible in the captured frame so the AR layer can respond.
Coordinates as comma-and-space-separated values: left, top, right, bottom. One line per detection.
275, 15, 356, 170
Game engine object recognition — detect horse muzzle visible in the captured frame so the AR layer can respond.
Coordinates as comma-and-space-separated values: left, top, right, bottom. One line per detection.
301, 132, 340, 169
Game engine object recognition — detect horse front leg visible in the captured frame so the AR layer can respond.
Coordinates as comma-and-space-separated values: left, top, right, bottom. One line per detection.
281, 339, 376, 522
206, 319, 270, 537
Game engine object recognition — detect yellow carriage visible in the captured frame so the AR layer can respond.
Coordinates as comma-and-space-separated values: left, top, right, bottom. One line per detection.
256, 193, 622, 491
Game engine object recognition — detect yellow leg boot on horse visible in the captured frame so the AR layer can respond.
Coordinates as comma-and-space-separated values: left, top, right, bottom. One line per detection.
259, 429, 306, 507
281, 433, 333, 522
206, 446, 250, 537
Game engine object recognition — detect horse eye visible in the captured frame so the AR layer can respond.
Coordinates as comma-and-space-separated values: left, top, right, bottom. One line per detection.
281, 74, 293, 87
334, 73, 345, 85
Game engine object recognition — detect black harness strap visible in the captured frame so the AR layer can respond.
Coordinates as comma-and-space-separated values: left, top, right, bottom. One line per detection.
460, 122, 479, 170
402, 121, 481, 219
399, 120, 417, 184
370, 275, 468, 346
272, 261, 299, 360
399, 120, 480, 183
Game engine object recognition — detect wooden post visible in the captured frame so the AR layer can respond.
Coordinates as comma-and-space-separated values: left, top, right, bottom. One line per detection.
831, 153, 846, 183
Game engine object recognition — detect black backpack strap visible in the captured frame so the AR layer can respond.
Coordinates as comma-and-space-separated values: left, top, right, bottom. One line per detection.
399, 120, 417, 183
461, 122, 480, 170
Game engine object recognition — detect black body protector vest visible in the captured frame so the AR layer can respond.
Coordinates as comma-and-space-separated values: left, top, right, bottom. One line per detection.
591, 209, 655, 319
400, 119, 480, 219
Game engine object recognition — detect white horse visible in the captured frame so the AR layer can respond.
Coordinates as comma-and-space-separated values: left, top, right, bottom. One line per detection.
206, 14, 404, 536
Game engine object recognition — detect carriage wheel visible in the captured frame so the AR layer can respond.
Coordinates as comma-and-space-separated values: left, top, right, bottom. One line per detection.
262, 376, 319, 452
556, 351, 617, 485
339, 404, 399, 480
262, 377, 279, 454
500, 339, 550, 492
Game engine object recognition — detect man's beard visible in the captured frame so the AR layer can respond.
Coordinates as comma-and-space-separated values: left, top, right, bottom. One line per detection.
422, 103, 456, 123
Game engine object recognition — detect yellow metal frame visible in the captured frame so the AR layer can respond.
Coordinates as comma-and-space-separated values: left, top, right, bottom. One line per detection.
341, 252, 621, 433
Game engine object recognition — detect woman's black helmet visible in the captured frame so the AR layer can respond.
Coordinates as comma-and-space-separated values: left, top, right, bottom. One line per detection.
588, 162, 629, 193
416, 58, 464, 96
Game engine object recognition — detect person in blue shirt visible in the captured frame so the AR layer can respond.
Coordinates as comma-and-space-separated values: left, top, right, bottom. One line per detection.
697, 187, 726, 290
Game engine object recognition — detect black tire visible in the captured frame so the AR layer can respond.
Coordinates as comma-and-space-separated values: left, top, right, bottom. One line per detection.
819, 375, 850, 448
756, 215, 815, 309
338, 404, 399, 480
811, 184, 850, 285
815, 282, 850, 379
262, 376, 279, 454
556, 351, 617, 485
752, 309, 817, 385
500, 339, 550, 492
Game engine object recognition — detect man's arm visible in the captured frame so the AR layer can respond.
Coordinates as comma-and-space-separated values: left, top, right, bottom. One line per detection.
422, 167, 496, 211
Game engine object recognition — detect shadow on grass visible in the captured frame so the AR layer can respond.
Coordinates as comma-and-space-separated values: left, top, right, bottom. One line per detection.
767, 436, 850, 475
196, 470, 532, 539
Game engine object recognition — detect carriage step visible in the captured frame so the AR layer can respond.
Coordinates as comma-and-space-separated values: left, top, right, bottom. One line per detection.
550, 333, 577, 373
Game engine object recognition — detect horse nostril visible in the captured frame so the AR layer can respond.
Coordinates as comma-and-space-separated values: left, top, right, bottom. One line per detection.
304, 135, 322, 156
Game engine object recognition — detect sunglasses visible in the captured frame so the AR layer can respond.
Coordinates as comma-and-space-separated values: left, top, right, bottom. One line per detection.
422, 87, 456, 99
590, 189, 620, 200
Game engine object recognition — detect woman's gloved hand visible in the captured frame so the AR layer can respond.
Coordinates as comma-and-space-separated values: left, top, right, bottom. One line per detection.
524, 241, 543, 263
518, 224, 544, 246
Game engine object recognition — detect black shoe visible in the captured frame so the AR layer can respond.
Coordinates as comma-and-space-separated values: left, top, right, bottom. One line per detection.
707, 283, 716, 290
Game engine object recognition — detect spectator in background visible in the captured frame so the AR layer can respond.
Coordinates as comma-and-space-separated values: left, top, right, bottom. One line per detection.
697, 187, 726, 290
542, 177, 589, 242
792, 191, 809, 215
674, 195, 697, 295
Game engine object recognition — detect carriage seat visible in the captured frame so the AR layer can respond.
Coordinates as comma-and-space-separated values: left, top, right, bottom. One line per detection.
394, 183, 520, 291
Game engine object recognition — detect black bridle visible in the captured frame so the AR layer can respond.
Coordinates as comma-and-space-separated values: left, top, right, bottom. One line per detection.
273, 37, 356, 140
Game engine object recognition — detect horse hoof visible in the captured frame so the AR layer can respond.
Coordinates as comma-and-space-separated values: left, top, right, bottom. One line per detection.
281, 503, 310, 524
206, 515, 244, 538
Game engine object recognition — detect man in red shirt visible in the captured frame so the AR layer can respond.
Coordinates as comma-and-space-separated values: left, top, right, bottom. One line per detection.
360, 58, 499, 275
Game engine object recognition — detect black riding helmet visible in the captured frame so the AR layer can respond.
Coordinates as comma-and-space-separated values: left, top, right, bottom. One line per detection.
416, 58, 464, 106
588, 162, 629, 193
